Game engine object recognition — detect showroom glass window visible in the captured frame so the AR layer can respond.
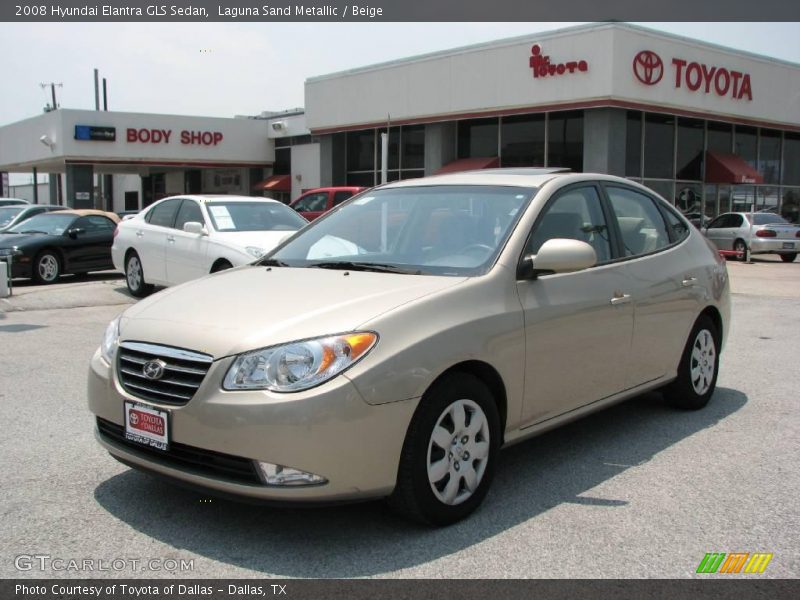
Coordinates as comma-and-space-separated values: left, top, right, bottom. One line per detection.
759, 129, 781, 185
734, 125, 757, 167
625, 111, 643, 178
457, 118, 499, 159
707, 121, 733, 154
644, 113, 674, 179
500, 114, 545, 167
347, 129, 375, 174
401, 125, 425, 173
547, 110, 584, 172
675, 118, 704, 181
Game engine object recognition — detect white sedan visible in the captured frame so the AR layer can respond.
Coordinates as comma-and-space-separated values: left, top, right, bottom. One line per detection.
112, 195, 307, 296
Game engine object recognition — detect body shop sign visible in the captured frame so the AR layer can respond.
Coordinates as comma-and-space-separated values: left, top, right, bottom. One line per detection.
126, 128, 224, 146
633, 50, 753, 101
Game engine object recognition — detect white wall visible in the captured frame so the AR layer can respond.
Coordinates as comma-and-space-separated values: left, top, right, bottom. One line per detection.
291, 143, 321, 199
112, 174, 142, 213
305, 23, 800, 132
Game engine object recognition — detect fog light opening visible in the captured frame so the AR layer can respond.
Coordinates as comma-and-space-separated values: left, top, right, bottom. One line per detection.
255, 461, 327, 486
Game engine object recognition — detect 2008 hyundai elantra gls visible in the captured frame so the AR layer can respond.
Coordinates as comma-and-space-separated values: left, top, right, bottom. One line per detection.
89, 169, 730, 525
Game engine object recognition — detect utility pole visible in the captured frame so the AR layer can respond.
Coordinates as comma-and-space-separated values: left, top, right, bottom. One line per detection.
39, 82, 62, 112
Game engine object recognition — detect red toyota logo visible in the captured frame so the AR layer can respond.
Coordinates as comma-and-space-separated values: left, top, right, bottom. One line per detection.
633, 50, 664, 85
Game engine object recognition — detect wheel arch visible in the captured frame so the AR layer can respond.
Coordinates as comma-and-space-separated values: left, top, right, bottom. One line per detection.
425, 360, 508, 444
35, 246, 66, 270
210, 257, 233, 273
699, 305, 724, 345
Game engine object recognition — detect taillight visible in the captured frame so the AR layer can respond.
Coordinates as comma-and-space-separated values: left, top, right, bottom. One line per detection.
756, 229, 776, 238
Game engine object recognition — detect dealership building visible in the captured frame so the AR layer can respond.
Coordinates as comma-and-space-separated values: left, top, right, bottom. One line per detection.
1, 22, 799, 222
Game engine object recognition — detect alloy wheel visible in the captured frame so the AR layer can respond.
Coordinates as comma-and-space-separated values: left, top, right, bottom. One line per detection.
690, 328, 716, 395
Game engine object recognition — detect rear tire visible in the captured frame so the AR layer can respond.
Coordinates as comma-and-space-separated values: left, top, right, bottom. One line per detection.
125, 251, 153, 297
779, 253, 797, 263
664, 316, 720, 410
389, 373, 500, 526
733, 239, 747, 261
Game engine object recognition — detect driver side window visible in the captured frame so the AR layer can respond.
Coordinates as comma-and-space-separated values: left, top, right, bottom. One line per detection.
526, 186, 611, 263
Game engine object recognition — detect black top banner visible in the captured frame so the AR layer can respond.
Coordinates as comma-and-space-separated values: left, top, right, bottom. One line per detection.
2, 0, 800, 22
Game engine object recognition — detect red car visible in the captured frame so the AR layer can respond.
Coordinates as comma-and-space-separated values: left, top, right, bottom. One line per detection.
289, 186, 367, 221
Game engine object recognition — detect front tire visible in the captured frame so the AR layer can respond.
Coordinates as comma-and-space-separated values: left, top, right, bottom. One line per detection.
390, 373, 500, 525
664, 316, 720, 410
125, 251, 153, 297
780, 253, 797, 263
33, 250, 61, 284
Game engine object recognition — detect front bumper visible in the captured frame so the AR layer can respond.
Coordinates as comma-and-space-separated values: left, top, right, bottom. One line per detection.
88, 348, 418, 502
0, 256, 32, 279
750, 238, 798, 254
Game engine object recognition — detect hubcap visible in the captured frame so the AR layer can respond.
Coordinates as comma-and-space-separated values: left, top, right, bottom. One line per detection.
690, 328, 716, 395
127, 256, 142, 290
38, 255, 58, 281
426, 399, 490, 506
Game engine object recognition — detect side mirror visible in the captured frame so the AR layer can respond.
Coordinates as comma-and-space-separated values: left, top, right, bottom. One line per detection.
518, 238, 597, 279
183, 221, 207, 235
67, 228, 85, 239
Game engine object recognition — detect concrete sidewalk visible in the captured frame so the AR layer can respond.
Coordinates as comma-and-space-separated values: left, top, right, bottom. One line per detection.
0, 271, 135, 313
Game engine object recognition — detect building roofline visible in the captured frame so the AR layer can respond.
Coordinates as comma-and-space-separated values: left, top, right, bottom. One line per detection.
306, 22, 800, 84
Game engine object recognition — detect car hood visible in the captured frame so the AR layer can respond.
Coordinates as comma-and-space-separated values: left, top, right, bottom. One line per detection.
211, 230, 296, 252
119, 266, 466, 359
0, 233, 49, 247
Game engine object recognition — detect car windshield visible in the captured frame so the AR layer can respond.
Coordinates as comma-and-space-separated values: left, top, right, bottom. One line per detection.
752, 213, 789, 225
0, 207, 24, 228
7, 213, 76, 235
263, 185, 536, 276
206, 202, 307, 232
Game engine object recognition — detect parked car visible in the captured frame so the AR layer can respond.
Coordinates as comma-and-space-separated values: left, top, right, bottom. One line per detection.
289, 186, 367, 221
112, 195, 307, 297
0, 204, 67, 233
89, 169, 729, 525
0, 209, 119, 283
683, 212, 710, 229
703, 212, 800, 262
0, 198, 30, 207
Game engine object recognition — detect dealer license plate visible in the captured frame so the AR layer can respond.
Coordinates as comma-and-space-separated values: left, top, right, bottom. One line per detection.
124, 401, 169, 451
782, 242, 795, 249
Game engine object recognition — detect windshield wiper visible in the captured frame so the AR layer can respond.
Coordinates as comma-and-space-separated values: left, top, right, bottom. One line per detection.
259, 258, 290, 267
19, 230, 47, 234
308, 261, 423, 275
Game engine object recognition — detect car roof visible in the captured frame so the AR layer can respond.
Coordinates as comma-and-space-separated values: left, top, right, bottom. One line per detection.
49, 209, 121, 222
158, 194, 283, 204
380, 168, 632, 190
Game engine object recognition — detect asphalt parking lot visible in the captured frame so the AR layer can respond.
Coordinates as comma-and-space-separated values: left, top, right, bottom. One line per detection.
0, 257, 798, 579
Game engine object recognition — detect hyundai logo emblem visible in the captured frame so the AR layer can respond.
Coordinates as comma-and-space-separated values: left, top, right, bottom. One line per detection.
633, 50, 664, 86
142, 359, 167, 380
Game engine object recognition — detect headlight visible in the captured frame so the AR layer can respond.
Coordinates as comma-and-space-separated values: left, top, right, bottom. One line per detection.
223, 332, 378, 392
100, 317, 120, 364
245, 246, 266, 258
0, 246, 21, 256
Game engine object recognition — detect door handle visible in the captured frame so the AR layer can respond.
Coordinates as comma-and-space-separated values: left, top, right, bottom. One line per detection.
166, 236, 175, 243
610, 293, 631, 305
135, 231, 144, 238
681, 277, 697, 287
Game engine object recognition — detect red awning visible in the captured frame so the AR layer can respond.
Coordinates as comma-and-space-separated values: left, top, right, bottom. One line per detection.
705, 152, 764, 185
434, 157, 500, 175
252, 174, 291, 192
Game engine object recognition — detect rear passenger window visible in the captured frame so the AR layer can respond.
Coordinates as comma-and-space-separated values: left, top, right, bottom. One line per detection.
606, 187, 671, 257
661, 207, 690, 243
333, 191, 354, 206
146, 199, 181, 228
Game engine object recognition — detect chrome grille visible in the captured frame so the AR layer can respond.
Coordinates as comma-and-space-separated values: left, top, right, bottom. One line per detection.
117, 342, 213, 405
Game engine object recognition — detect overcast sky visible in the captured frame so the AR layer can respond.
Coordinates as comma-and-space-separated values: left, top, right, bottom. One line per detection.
1, 22, 798, 126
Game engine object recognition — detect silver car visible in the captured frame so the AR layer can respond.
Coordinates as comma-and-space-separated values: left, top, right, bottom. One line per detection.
704, 212, 799, 262
88, 169, 730, 525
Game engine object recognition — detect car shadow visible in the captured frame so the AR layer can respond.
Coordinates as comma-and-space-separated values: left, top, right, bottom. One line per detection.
93, 387, 746, 577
